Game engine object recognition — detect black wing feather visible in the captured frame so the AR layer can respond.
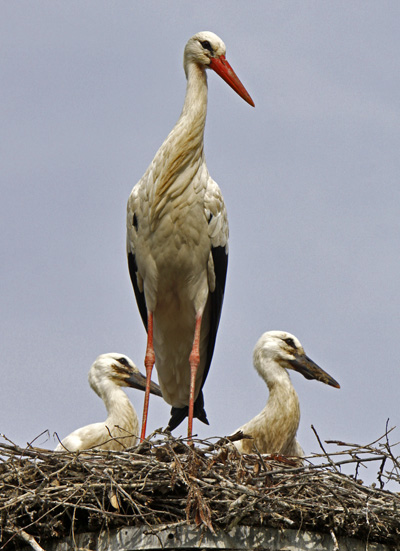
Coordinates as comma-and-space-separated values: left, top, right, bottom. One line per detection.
127, 251, 148, 331
202, 244, 228, 388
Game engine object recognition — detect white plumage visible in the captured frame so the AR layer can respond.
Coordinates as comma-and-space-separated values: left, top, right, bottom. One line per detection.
127, 31, 254, 438
55, 353, 162, 452
234, 331, 340, 457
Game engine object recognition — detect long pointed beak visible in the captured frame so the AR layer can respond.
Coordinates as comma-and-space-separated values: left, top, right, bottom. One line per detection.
209, 55, 255, 107
125, 371, 163, 397
288, 354, 340, 389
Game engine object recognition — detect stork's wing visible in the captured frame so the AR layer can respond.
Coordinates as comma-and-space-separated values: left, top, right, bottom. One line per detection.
201, 178, 229, 388
167, 179, 229, 432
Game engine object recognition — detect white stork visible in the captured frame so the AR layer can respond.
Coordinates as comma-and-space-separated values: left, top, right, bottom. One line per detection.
55, 353, 162, 452
127, 31, 254, 439
233, 331, 340, 457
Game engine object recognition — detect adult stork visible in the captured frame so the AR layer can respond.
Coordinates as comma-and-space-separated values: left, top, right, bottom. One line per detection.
127, 31, 254, 439
55, 353, 162, 452
233, 331, 340, 457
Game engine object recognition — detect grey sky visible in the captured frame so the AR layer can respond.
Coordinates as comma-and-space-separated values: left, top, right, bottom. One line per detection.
2, 2, 399, 482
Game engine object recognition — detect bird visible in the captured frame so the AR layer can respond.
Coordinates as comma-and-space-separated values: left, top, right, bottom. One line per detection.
55, 353, 162, 452
127, 31, 254, 440
233, 331, 340, 457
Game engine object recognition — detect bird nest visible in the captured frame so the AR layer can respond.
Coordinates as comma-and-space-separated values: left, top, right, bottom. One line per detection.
1, 427, 400, 550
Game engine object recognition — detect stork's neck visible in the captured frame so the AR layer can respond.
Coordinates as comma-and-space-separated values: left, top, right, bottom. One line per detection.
180, 62, 208, 131
150, 63, 208, 222
259, 365, 301, 453
100, 384, 136, 429
259, 364, 299, 410
165, 61, 208, 167
266, 372, 299, 408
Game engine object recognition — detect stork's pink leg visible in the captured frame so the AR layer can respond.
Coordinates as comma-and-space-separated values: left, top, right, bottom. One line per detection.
140, 311, 155, 442
188, 313, 203, 439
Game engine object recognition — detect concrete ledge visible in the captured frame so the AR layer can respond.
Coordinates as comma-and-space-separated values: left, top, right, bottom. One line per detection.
31, 525, 395, 551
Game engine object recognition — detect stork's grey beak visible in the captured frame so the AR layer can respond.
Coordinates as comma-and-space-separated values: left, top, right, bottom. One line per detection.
125, 372, 163, 397
288, 354, 340, 389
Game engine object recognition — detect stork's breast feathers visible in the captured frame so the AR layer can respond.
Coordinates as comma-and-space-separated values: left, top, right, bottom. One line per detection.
128, 174, 228, 253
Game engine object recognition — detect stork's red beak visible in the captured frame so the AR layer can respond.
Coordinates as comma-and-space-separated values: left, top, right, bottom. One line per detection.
209, 55, 255, 107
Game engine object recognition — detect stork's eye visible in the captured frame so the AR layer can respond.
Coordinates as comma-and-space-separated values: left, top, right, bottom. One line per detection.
118, 357, 129, 367
201, 40, 213, 54
283, 338, 296, 349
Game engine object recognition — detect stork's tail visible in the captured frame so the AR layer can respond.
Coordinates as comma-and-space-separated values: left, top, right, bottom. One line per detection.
166, 391, 209, 432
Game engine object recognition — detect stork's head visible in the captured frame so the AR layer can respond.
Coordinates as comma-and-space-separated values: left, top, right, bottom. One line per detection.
253, 331, 340, 389
89, 353, 162, 397
184, 31, 255, 107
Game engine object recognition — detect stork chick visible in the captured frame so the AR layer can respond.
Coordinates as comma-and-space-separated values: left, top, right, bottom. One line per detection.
234, 331, 340, 457
55, 353, 162, 452
127, 31, 254, 439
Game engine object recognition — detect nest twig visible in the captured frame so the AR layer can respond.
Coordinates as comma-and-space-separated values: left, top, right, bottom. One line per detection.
1, 426, 400, 550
